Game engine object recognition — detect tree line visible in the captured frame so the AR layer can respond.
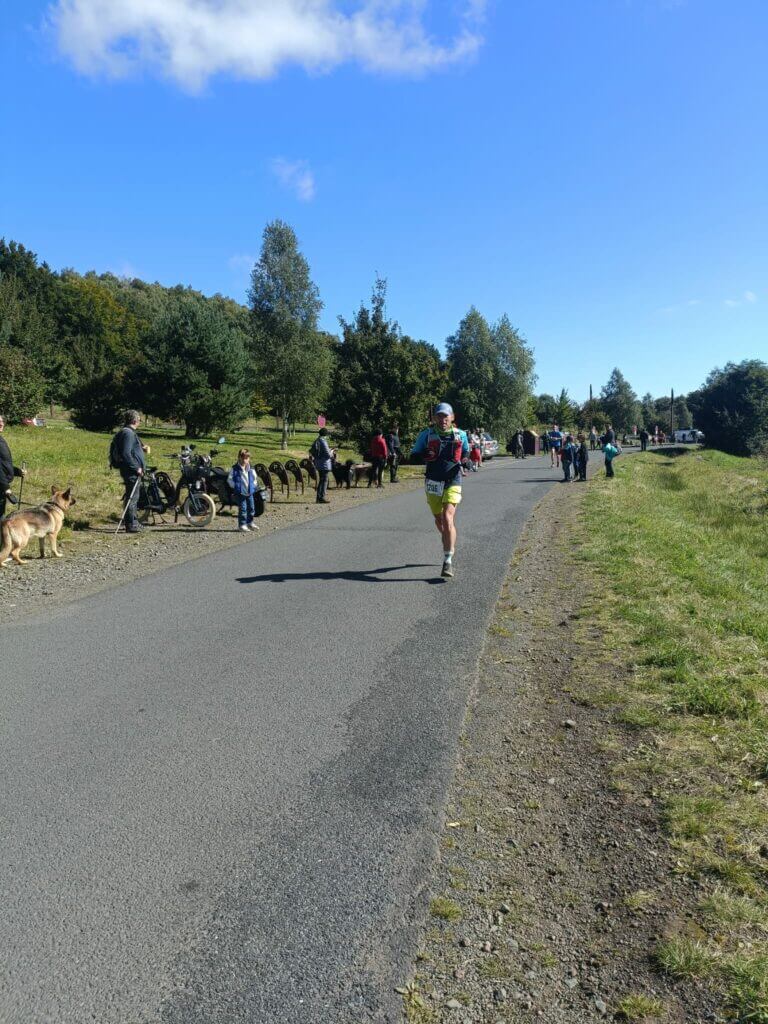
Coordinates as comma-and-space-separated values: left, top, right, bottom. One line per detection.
531, 363, 768, 458
2, 227, 764, 457
0, 224, 535, 451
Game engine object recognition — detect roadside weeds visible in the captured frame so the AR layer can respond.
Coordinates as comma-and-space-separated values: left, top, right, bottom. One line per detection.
400, 475, 720, 1023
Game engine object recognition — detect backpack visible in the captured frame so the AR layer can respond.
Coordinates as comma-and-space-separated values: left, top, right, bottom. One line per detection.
109, 431, 123, 470
309, 438, 321, 460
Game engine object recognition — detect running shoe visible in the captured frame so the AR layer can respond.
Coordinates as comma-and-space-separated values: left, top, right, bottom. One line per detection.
441, 560, 454, 578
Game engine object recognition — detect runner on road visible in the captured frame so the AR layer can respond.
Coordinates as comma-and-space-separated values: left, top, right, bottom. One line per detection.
548, 423, 564, 468
412, 403, 469, 579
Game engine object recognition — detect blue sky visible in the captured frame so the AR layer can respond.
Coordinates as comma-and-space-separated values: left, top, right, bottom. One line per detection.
2, 0, 766, 402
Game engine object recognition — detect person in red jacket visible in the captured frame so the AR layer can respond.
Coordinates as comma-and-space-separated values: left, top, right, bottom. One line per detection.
368, 429, 389, 488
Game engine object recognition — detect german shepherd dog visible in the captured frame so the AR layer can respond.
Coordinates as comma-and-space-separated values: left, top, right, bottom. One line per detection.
0, 486, 76, 566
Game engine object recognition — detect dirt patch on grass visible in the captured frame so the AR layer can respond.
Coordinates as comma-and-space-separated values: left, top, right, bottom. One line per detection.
401, 483, 718, 1023
0, 476, 423, 623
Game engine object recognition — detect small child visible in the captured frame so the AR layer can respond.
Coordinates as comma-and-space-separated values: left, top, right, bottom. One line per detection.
469, 443, 483, 471
228, 448, 261, 531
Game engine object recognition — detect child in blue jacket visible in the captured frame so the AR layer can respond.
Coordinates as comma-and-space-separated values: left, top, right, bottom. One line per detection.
228, 448, 261, 531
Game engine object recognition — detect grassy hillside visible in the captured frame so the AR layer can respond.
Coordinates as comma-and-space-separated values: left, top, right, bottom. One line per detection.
579, 449, 768, 1021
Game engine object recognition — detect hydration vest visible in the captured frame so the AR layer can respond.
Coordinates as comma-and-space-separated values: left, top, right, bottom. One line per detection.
423, 428, 465, 485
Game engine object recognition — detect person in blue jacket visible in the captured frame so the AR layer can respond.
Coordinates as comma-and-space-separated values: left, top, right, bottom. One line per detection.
227, 448, 261, 531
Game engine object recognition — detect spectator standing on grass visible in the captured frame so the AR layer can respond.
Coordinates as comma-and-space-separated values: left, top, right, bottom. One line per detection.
227, 448, 261, 532
639, 428, 649, 452
603, 440, 619, 478
605, 423, 616, 445
0, 413, 27, 521
576, 434, 589, 481
386, 425, 402, 483
110, 410, 148, 534
368, 429, 388, 489
310, 427, 333, 504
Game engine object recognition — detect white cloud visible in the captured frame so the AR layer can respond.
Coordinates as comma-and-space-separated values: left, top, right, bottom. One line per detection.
658, 298, 700, 314
744, 290, 758, 303
724, 299, 740, 307
271, 158, 316, 202
48, 0, 486, 91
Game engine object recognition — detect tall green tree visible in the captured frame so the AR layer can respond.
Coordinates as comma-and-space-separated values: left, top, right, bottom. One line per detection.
653, 393, 693, 431
0, 346, 45, 423
327, 279, 446, 453
0, 240, 72, 412
687, 360, 768, 456
446, 308, 535, 437
640, 392, 656, 429
534, 393, 557, 424
138, 293, 252, 438
491, 314, 536, 434
599, 368, 641, 431
58, 274, 145, 430
552, 388, 576, 427
249, 220, 332, 449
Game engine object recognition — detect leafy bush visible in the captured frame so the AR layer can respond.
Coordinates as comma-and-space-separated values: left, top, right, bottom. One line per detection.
0, 345, 45, 423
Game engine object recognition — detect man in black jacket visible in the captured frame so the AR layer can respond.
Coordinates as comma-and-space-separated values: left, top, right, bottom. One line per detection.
0, 413, 27, 520
386, 425, 402, 483
111, 410, 147, 533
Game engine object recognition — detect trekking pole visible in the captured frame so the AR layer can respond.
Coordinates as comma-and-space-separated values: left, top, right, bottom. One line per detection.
114, 476, 142, 536
17, 461, 27, 507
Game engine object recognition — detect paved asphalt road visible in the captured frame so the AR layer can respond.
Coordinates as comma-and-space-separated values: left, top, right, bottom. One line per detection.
0, 454, 570, 1024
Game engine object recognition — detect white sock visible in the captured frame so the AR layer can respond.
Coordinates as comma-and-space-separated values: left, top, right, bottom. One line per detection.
443, 550, 453, 563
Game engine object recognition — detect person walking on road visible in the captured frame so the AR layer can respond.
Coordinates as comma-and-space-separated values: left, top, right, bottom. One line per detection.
0, 413, 27, 521
513, 429, 525, 459
411, 402, 469, 579
227, 448, 261, 531
110, 410, 148, 533
310, 427, 333, 504
548, 423, 563, 468
386, 425, 402, 483
639, 428, 649, 452
589, 426, 598, 451
367, 429, 388, 488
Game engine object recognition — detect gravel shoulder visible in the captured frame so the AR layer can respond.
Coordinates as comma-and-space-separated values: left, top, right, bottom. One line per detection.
0, 475, 423, 624
401, 480, 717, 1023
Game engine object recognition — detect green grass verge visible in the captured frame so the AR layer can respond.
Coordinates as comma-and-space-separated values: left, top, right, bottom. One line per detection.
3, 415, 415, 530
579, 449, 768, 1023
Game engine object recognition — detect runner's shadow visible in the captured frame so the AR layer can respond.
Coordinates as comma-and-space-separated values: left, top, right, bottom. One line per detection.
237, 563, 444, 585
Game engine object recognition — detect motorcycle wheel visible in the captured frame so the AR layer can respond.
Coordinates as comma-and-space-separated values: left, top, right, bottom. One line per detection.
183, 491, 216, 528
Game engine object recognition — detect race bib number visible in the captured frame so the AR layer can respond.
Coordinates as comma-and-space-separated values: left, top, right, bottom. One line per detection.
425, 479, 445, 497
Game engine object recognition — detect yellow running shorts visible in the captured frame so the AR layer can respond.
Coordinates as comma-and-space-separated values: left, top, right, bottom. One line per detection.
426, 485, 463, 516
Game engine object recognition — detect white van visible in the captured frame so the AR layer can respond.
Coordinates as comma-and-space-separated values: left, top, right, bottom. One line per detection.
673, 429, 704, 444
